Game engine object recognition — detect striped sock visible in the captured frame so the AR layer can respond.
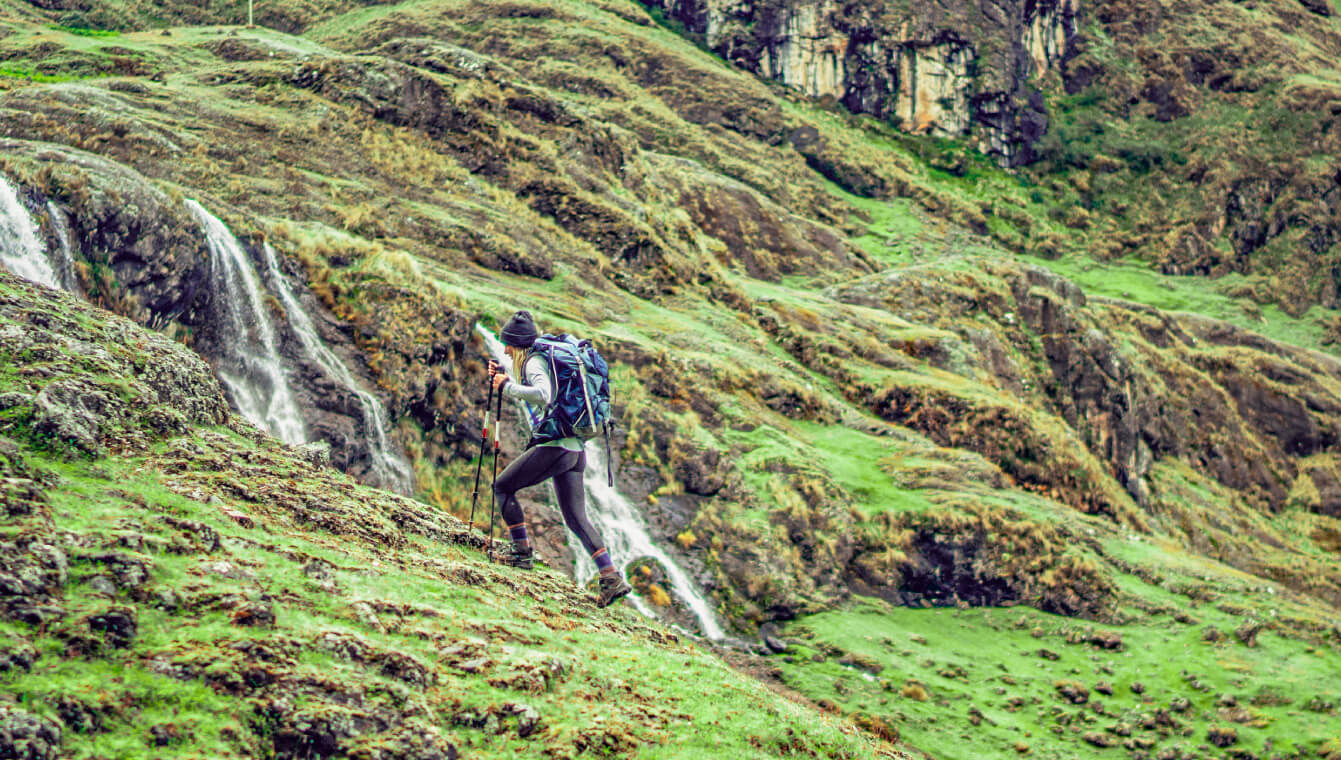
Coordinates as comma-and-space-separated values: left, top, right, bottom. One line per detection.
592, 548, 616, 577
508, 522, 529, 549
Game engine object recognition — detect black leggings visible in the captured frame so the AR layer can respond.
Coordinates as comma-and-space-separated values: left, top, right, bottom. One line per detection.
494, 445, 607, 556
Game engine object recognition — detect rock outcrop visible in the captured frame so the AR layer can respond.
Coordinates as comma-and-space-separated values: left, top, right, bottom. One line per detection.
0, 138, 211, 326
642, 0, 1078, 164
831, 260, 1341, 518
0, 271, 229, 458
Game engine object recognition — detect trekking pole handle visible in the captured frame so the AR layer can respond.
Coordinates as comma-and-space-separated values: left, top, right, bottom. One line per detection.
485, 381, 495, 439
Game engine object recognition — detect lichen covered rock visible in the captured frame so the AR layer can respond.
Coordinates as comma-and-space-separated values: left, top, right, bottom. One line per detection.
0, 703, 61, 760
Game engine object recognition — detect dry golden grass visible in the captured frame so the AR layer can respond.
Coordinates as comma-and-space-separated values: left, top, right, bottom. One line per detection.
900, 681, 929, 701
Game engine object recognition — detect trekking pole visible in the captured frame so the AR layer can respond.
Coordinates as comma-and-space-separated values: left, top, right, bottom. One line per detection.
468, 379, 495, 532
487, 383, 504, 561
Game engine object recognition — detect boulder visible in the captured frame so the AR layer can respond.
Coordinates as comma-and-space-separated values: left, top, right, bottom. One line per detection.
0, 704, 61, 760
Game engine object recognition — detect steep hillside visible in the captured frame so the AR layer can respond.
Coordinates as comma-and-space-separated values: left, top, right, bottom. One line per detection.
0, 0, 1339, 758
641, 0, 1341, 314
0, 271, 895, 759
1038, 0, 1341, 316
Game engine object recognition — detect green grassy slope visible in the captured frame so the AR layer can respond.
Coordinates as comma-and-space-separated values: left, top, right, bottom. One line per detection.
777, 596, 1340, 760
0, 272, 896, 759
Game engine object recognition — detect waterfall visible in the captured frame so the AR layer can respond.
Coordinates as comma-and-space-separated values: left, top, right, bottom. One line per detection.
262, 243, 415, 494
475, 323, 726, 640
187, 200, 306, 445
577, 443, 727, 640
0, 175, 61, 289
45, 202, 81, 293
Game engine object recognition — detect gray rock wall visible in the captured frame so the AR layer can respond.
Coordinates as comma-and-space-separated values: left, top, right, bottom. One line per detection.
645, 0, 1078, 165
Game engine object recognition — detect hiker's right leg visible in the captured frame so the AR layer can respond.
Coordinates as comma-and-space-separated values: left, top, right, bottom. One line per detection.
494, 445, 570, 554
552, 460, 606, 559
552, 459, 630, 606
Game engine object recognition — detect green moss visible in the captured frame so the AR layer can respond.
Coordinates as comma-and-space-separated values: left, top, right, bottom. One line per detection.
48, 25, 121, 37
0, 65, 82, 83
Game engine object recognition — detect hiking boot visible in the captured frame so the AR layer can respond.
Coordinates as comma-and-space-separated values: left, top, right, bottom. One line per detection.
597, 574, 632, 608
501, 542, 534, 570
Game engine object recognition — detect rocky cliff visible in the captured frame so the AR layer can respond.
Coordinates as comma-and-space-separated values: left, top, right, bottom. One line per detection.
645, 0, 1341, 321
643, 0, 1078, 164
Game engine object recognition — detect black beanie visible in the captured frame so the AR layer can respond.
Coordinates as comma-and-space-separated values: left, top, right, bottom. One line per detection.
500, 310, 539, 348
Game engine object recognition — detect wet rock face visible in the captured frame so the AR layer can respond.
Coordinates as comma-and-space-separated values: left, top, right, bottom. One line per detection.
0, 139, 436, 492
642, 0, 1077, 164
0, 139, 211, 326
626, 556, 704, 635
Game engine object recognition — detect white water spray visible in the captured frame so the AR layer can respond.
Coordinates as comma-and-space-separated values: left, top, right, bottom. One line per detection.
577, 443, 726, 640
0, 175, 61, 289
187, 200, 306, 445
263, 243, 415, 494
475, 323, 726, 640
45, 202, 81, 293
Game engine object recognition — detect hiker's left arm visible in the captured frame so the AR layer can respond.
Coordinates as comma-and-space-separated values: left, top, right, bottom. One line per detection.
498, 357, 548, 405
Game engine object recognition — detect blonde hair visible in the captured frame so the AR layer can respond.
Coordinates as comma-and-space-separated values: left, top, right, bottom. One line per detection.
505, 345, 528, 378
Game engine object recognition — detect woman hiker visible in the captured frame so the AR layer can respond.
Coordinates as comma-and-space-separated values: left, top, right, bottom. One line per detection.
488, 310, 633, 608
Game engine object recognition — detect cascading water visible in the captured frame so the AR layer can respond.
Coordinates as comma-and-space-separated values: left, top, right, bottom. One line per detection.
576, 443, 727, 640
187, 200, 306, 445
475, 323, 726, 640
45, 201, 81, 293
0, 175, 61, 290
262, 243, 415, 494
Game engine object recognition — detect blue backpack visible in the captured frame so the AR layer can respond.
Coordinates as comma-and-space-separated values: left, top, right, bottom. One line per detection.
525, 334, 615, 481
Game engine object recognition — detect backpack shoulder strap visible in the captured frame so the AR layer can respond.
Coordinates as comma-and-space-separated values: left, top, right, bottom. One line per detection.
524, 343, 558, 408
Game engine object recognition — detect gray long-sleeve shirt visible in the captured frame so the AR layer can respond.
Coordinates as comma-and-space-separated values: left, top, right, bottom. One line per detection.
502, 354, 582, 452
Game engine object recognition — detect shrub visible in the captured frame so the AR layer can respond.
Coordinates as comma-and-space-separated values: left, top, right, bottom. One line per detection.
1207, 725, 1237, 747
646, 584, 672, 607
852, 713, 898, 742
900, 681, 929, 701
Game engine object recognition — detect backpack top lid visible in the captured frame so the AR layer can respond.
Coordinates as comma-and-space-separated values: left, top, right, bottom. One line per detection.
531, 333, 584, 351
